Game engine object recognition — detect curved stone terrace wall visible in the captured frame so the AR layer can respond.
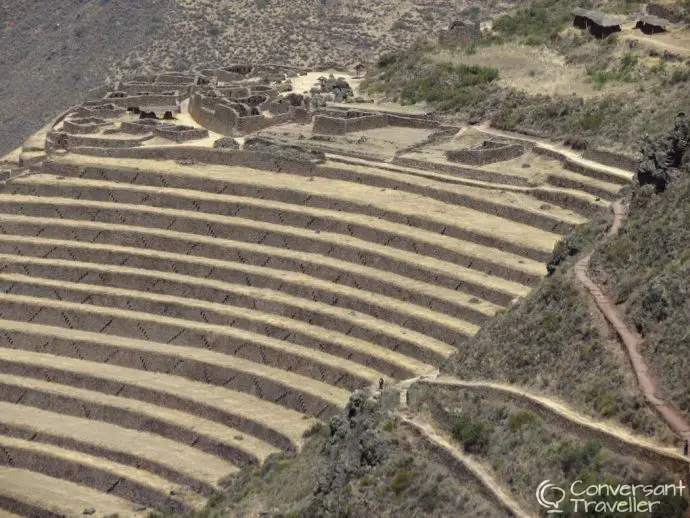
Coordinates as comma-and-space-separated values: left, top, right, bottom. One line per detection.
62, 117, 111, 135
69, 145, 323, 174
152, 125, 209, 143
120, 119, 163, 135
104, 92, 181, 109
446, 140, 525, 166
49, 131, 154, 149
73, 104, 126, 120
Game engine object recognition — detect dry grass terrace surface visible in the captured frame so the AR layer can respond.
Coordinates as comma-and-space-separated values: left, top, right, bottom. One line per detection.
0, 63, 655, 515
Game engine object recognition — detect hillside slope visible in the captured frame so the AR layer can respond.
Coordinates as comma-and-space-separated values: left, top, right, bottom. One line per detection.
0, 0, 479, 157
0, 0, 174, 156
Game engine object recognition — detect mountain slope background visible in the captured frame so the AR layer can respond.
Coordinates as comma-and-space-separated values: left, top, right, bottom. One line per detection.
1, 0, 489, 157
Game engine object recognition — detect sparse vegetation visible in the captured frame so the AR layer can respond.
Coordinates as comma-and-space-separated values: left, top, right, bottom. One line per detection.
411, 386, 689, 515
451, 414, 492, 454
363, 47, 499, 112
590, 121, 690, 417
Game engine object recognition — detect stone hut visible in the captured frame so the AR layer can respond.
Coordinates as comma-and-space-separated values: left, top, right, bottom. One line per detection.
635, 14, 670, 34
572, 8, 622, 38
438, 20, 481, 47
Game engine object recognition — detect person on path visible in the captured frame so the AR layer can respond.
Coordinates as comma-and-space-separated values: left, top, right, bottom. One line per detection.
684, 439, 688, 457
378, 378, 384, 390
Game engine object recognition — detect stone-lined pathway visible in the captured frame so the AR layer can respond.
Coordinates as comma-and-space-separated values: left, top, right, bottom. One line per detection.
574, 199, 690, 441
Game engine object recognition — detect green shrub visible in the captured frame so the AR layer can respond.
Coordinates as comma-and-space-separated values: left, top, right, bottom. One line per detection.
557, 440, 602, 478
390, 471, 416, 494
597, 391, 616, 417
399, 62, 498, 110
451, 415, 492, 454
492, 0, 591, 43
377, 52, 398, 68
507, 410, 538, 431
383, 419, 397, 432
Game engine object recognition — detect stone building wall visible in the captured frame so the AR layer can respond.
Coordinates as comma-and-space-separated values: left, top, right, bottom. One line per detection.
582, 148, 638, 172
446, 142, 525, 165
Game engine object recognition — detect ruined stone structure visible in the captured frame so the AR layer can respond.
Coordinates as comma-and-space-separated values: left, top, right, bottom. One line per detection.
188, 81, 310, 136
446, 140, 525, 166
438, 20, 481, 47
572, 8, 622, 38
313, 108, 439, 135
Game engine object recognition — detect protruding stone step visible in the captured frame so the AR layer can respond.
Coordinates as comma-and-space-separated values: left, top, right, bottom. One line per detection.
0, 466, 137, 518
0, 402, 235, 495
0, 436, 195, 513
0, 373, 278, 467
0, 348, 321, 451
0, 257, 437, 378
0, 192, 546, 286
0, 311, 353, 415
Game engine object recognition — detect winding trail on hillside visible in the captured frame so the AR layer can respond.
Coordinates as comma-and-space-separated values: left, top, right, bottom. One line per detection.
399, 376, 688, 469
574, 200, 690, 440
399, 416, 532, 518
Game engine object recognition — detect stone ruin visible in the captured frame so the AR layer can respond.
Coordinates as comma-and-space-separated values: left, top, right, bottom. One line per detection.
189, 80, 311, 136
62, 117, 111, 135
313, 109, 388, 135
312, 107, 439, 136
446, 140, 525, 166
152, 124, 209, 143
311, 74, 354, 104
243, 136, 326, 163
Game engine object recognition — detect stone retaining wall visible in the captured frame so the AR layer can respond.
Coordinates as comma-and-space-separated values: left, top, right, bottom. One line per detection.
104, 93, 180, 109
49, 132, 153, 149
68, 145, 320, 173
152, 126, 209, 143
446, 142, 524, 166
582, 148, 638, 173
313, 112, 438, 135
392, 157, 531, 187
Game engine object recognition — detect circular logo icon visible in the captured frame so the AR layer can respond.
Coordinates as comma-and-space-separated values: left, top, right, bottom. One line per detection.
536, 480, 566, 513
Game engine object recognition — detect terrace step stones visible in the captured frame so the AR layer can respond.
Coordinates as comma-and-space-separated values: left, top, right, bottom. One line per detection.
0, 87, 637, 513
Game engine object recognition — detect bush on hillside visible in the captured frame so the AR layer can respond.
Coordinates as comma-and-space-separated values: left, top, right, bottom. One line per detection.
451, 414, 492, 454
492, 0, 593, 46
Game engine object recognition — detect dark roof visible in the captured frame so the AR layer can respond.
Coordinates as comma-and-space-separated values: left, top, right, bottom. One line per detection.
572, 7, 622, 27
637, 14, 670, 27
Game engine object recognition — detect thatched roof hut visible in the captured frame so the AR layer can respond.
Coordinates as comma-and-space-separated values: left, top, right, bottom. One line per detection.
572, 8, 622, 38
